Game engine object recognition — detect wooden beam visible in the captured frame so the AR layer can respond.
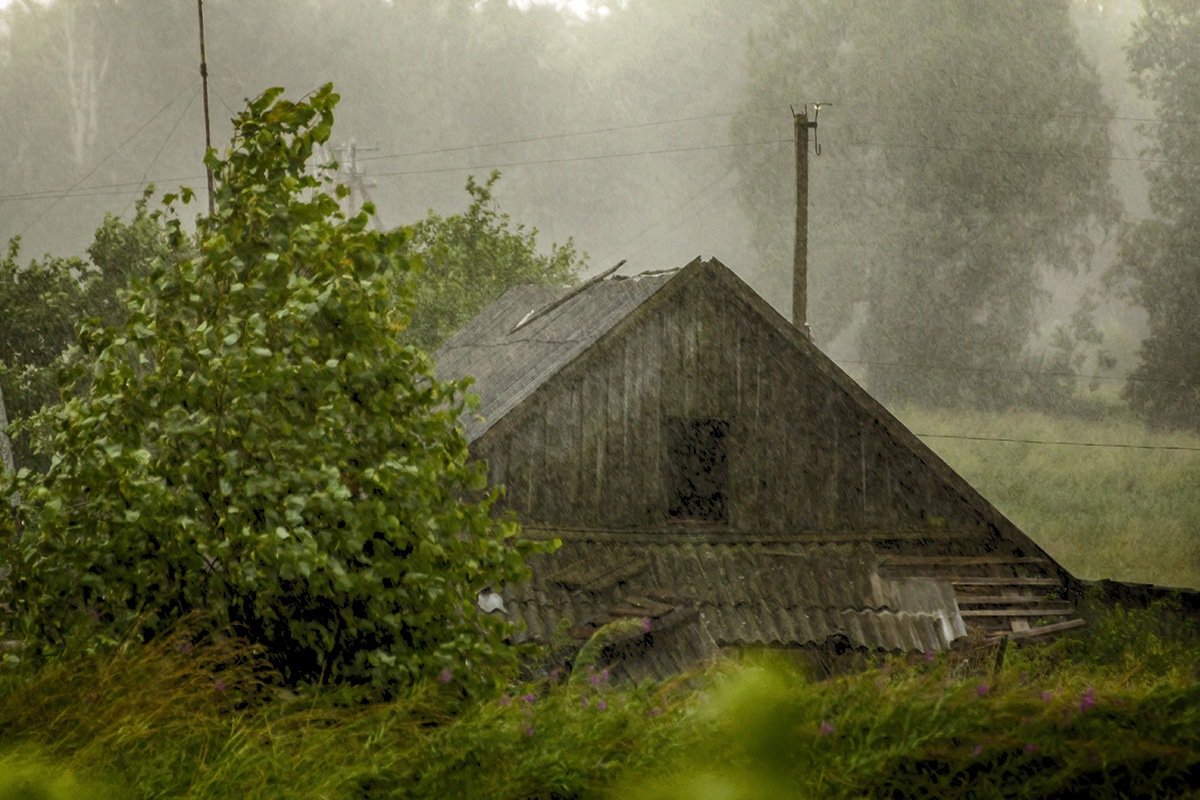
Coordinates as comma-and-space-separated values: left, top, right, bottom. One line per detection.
960, 607, 1073, 618
952, 577, 1061, 587
957, 595, 1060, 605
881, 555, 1049, 567
1007, 618, 1087, 639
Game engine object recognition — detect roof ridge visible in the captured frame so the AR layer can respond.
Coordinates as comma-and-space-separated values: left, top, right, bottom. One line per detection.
509, 259, 626, 334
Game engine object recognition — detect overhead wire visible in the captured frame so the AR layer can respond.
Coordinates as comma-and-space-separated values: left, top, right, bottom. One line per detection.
357, 105, 785, 164
913, 432, 1200, 453
5, 98, 1200, 205
830, 358, 1198, 388
0, 90, 1191, 453
12, 78, 199, 235
121, 86, 202, 217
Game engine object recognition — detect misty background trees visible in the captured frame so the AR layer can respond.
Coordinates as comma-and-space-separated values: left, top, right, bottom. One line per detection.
1119, 1, 1200, 429
732, 1, 1118, 408
0, 0, 1196, 429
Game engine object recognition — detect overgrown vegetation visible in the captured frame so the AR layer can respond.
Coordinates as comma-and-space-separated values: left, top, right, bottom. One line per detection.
0, 86, 535, 694
404, 170, 584, 350
0, 201, 166, 470
895, 404, 1200, 589
0, 600, 1195, 798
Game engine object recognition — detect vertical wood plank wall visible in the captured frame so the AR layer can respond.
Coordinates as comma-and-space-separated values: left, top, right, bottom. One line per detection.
474, 269, 996, 538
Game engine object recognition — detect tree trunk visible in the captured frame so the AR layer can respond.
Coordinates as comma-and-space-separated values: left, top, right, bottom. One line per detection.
0, 380, 13, 475
64, 4, 110, 169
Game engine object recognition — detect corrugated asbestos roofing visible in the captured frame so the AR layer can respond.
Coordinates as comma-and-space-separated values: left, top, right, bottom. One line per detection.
434, 269, 678, 442
505, 538, 966, 660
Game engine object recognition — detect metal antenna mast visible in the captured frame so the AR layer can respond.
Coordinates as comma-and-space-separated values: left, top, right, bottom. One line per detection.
196, 0, 215, 216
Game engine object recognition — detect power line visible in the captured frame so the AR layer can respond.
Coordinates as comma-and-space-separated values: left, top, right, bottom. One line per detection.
359, 106, 784, 164
7, 100, 1200, 206
832, 358, 1197, 388
13, 79, 199, 236
915, 431, 1200, 453
369, 139, 788, 179
835, 137, 1200, 168
122, 86, 202, 218
601, 163, 742, 266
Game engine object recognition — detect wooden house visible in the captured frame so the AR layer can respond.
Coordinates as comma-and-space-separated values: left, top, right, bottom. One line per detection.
435, 257, 1083, 679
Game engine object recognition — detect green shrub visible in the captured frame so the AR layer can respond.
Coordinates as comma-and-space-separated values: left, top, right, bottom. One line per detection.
0, 85, 535, 694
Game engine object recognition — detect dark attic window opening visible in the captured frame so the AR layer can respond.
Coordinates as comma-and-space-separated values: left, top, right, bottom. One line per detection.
665, 416, 729, 523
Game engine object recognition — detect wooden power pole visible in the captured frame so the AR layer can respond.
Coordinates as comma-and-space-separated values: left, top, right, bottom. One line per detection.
196, 0, 215, 216
792, 103, 827, 333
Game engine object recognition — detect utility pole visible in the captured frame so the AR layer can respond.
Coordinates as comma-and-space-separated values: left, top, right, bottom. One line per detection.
196, 0, 215, 216
333, 139, 380, 225
792, 103, 827, 334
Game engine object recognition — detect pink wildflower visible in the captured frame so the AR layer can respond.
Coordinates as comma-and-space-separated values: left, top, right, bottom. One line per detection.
1040, 690, 1054, 703
819, 720, 835, 736
976, 683, 990, 698
641, 617, 653, 634
213, 678, 227, 695
1024, 743, 1038, 754
522, 692, 537, 705
596, 699, 608, 712
1079, 687, 1096, 713
437, 667, 453, 684
971, 744, 983, 758
923, 650, 936, 664
523, 724, 535, 737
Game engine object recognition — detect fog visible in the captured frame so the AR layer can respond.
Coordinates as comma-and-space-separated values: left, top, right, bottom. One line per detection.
0, 0, 1166, 397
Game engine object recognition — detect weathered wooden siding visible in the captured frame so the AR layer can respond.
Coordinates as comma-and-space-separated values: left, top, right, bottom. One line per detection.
474, 268, 999, 541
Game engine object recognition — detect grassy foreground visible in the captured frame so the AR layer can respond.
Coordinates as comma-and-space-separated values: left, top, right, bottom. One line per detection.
895, 406, 1200, 590
0, 601, 1197, 799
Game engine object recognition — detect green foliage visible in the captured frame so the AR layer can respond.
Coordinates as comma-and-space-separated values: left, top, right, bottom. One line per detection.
0, 752, 115, 800
0, 200, 165, 470
0, 85, 535, 693
405, 171, 584, 349
627, 630, 1200, 800
734, 0, 1118, 408
1117, 2, 1200, 430
0, 605, 1196, 799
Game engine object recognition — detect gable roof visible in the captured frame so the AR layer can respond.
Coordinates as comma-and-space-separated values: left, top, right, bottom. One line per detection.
435, 257, 1062, 570
434, 267, 678, 442
442, 257, 1083, 668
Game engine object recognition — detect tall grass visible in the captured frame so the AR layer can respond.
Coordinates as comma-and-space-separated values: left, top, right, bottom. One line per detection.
893, 405, 1200, 589
0, 601, 1197, 798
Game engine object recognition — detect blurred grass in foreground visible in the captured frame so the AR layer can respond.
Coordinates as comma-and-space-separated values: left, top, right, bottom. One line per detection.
893, 405, 1200, 590
0, 601, 1197, 799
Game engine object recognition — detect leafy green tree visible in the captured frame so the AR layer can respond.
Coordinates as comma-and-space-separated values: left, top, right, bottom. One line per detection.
733, 0, 1118, 407
405, 171, 584, 349
1, 85, 534, 692
0, 201, 165, 471
1118, 1, 1200, 429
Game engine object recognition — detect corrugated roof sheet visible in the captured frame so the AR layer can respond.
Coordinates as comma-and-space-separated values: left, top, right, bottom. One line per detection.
434, 269, 678, 441
505, 537, 966, 662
